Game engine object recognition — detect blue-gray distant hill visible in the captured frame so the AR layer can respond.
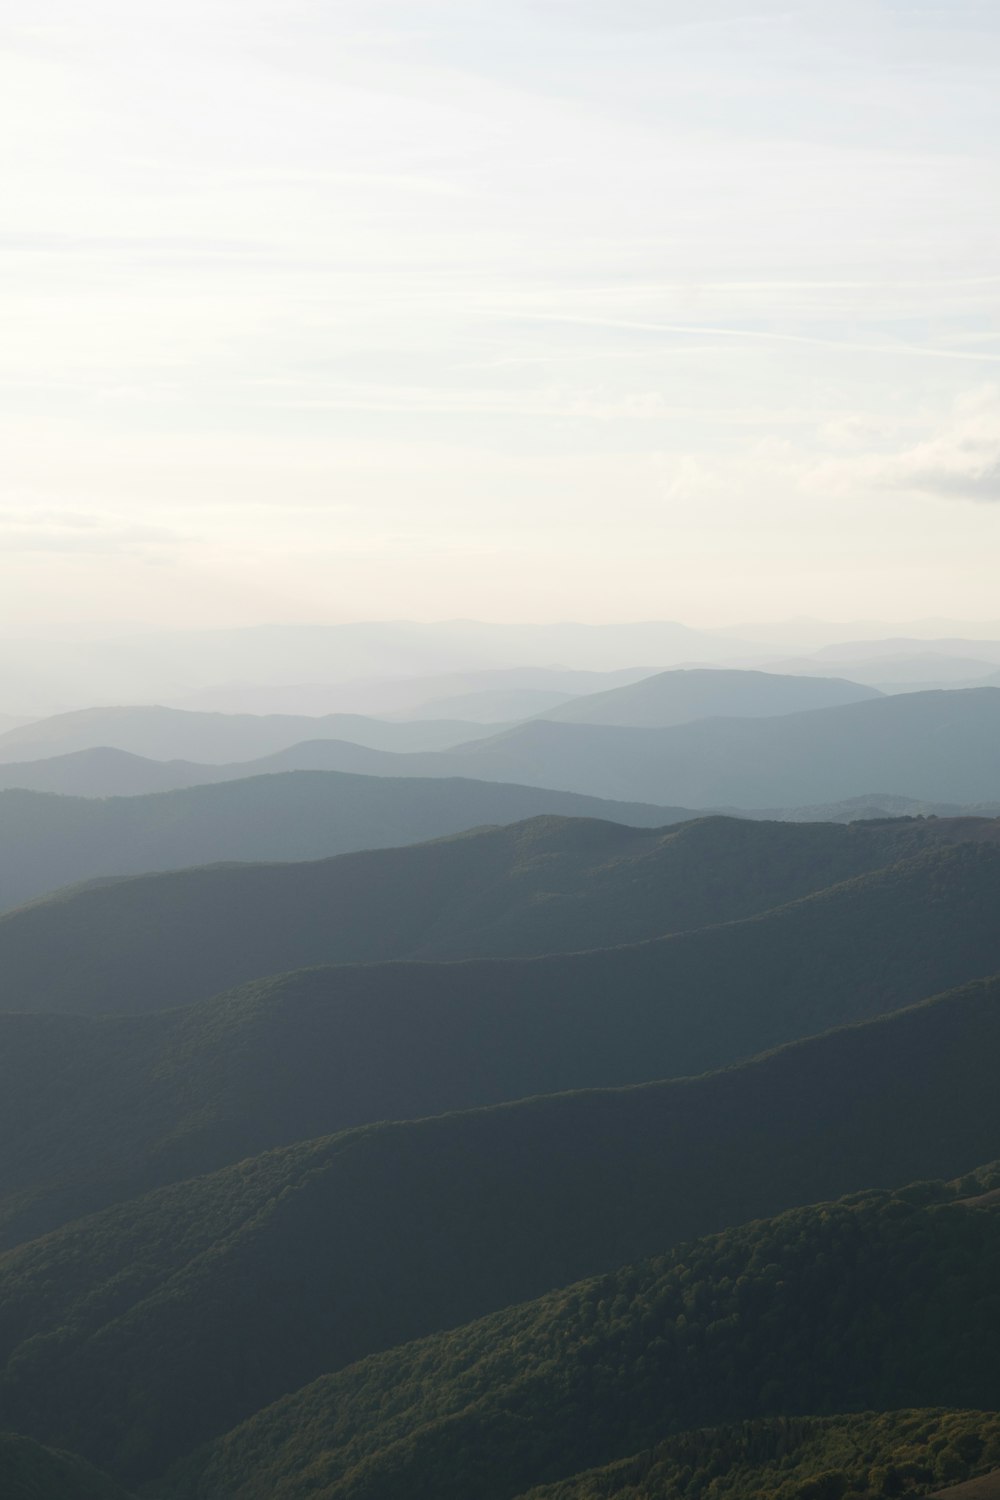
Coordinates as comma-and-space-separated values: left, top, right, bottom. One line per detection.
0, 773, 688, 910
535, 666, 881, 726
0, 704, 504, 766
8, 686, 997, 809
0, 669, 878, 792
445, 687, 1000, 804
242, 687, 1000, 806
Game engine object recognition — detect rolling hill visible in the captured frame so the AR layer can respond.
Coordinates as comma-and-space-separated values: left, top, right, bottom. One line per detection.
520, 1411, 1000, 1500
0, 773, 690, 910
536, 667, 880, 726
0, 619, 766, 715
4, 828, 1000, 1245
160, 1178, 1000, 1500
0, 1434, 132, 1500
0, 746, 216, 798
3, 821, 1000, 1020
3, 976, 1000, 1482
48, 688, 994, 809
0, 704, 503, 766
439, 688, 1000, 805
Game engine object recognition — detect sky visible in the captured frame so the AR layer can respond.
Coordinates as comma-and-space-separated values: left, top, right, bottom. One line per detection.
2, 0, 1000, 630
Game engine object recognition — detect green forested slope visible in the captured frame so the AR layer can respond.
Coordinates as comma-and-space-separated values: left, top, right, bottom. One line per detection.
161, 1181, 1000, 1500
0, 1433, 132, 1499
0, 773, 686, 910
3, 817, 1000, 1017
519, 1411, 1000, 1500
3, 981, 1000, 1482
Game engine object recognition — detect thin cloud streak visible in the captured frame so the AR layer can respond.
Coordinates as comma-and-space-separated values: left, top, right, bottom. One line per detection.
514, 314, 1000, 364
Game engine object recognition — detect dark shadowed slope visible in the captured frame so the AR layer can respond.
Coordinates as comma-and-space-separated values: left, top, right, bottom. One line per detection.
537, 666, 881, 726
4, 985, 1000, 1487
4, 857, 1000, 1245
162, 1180, 1000, 1500
3, 818, 1000, 1018
0, 773, 689, 909
0, 1434, 132, 1500
0, 704, 503, 766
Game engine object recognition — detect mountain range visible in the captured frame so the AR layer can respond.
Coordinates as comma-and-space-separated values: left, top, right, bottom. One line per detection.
0, 705, 501, 766
4, 646, 1000, 1497
158, 1173, 1000, 1500
3, 684, 999, 813
535, 667, 881, 725
0, 619, 775, 714
3, 813, 1000, 1018
3, 973, 1000, 1483
0, 668, 878, 766
0, 774, 689, 910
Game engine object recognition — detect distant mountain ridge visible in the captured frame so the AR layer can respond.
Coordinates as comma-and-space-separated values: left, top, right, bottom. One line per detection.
0, 704, 503, 766
0, 619, 772, 713
12, 687, 983, 810
0, 773, 689, 909
444, 688, 1000, 805
0, 667, 879, 778
11, 685, 994, 810
536, 666, 881, 726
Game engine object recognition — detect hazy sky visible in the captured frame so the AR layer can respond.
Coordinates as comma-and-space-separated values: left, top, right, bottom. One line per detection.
2, 0, 1000, 629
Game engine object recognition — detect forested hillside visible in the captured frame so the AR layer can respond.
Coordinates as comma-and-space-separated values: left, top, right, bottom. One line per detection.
2, 883, 1000, 1250
3, 981, 1000, 1481
4, 3, 996, 1496
521, 1411, 1000, 1500
0, 1434, 132, 1500
158, 1179, 1000, 1500
3, 818, 1000, 1016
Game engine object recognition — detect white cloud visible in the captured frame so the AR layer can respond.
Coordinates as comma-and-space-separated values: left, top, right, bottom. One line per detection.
883, 389, 1000, 502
